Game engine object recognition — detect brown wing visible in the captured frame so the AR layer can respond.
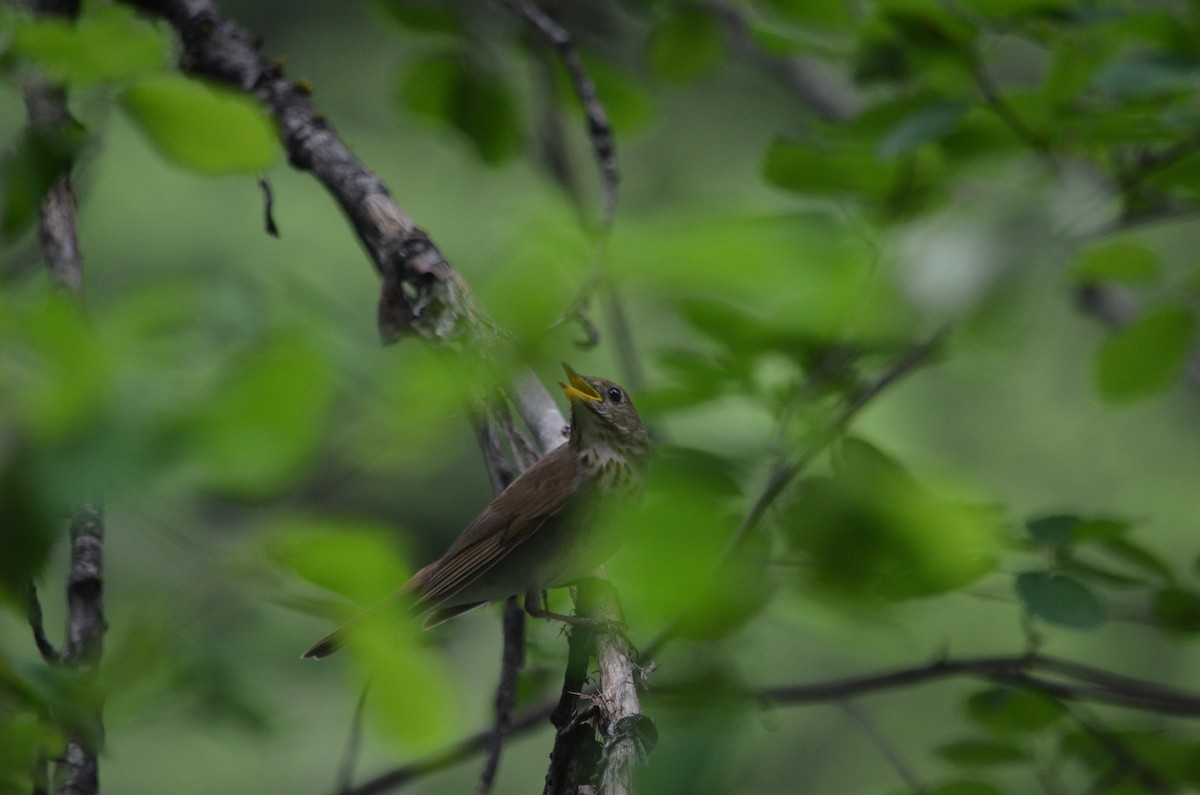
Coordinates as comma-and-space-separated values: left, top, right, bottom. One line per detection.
415, 444, 577, 609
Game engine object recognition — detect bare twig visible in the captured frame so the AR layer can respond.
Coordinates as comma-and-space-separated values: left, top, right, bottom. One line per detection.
752, 653, 1200, 716
544, 614, 598, 794
342, 702, 555, 795
701, 0, 861, 123
841, 702, 932, 795
25, 582, 60, 663
1067, 704, 1171, 795
478, 597, 526, 795
258, 174, 279, 237
500, 0, 618, 228
336, 686, 370, 795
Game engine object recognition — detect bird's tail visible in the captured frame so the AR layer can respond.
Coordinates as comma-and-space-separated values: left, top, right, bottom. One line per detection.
300, 563, 435, 660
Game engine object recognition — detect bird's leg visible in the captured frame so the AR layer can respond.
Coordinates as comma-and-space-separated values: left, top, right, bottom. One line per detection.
523, 590, 626, 636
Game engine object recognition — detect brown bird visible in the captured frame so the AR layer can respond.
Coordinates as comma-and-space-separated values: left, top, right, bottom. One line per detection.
302, 363, 650, 659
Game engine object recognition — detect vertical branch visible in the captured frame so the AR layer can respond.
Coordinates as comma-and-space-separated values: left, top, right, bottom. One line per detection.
544, 620, 599, 794
56, 503, 106, 795
477, 597, 526, 795
23, 5, 105, 795
499, 0, 617, 228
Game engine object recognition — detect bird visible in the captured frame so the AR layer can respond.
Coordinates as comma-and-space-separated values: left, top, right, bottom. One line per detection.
302, 363, 650, 659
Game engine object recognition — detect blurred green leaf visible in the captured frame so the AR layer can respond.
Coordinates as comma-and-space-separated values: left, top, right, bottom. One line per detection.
191, 334, 336, 497
935, 738, 1031, 765
1070, 240, 1161, 285
957, 0, 1071, 17
267, 517, 412, 608
880, 0, 977, 53
0, 713, 62, 794
1089, 536, 1174, 585
10, 4, 166, 85
1025, 513, 1079, 546
0, 289, 110, 442
648, 8, 724, 83
1091, 53, 1200, 100
878, 100, 968, 159
764, 138, 899, 200
608, 447, 746, 629
1095, 304, 1196, 402
763, 0, 853, 30
375, 0, 461, 33
611, 213, 907, 343
1062, 729, 1200, 786
782, 438, 1000, 602
122, 75, 279, 174
1015, 571, 1105, 629
398, 53, 520, 165
898, 782, 1006, 795
1152, 587, 1200, 634
965, 685, 1063, 733
347, 606, 458, 751
1, 122, 86, 240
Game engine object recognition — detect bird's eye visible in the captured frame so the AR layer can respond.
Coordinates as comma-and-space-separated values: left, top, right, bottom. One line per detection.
607, 387, 623, 404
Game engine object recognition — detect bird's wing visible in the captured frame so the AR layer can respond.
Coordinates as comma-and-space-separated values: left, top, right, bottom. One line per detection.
415, 444, 576, 608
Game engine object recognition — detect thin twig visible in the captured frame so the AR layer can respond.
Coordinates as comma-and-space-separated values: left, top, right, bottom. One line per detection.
499, 0, 618, 228
1067, 704, 1171, 795
341, 702, 555, 795
336, 686, 370, 795
971, 59, 1055, 167
727, 332, 946, 556
701, 0, 861, 123
841, 702, 932, 795
478, 597, 526, 795
544, 614, 598, 795
25, 583, 60, 663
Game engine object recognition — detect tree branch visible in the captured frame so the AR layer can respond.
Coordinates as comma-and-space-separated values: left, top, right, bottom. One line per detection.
499, 0, 618, 228
752, 652, 1200, 717
343, 702, 555, 795
701, 0, 862, 123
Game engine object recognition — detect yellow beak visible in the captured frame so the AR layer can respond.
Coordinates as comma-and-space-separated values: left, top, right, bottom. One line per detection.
559, 362, 602, 403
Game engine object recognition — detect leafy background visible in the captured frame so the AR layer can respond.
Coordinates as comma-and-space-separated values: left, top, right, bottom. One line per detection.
2, 0, 1200, 793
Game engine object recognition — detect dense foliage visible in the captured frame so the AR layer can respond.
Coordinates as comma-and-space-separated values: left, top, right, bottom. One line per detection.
2, 1, 1199, 794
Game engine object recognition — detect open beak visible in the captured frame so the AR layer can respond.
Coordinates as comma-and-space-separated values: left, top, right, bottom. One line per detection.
559, 362, 602, 404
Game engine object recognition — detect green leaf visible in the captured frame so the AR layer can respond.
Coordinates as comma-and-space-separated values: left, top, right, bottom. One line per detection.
1152, 587, 1200, 634
267, 517, 412, 608
1025, 514, 1079, 546
398, 54, 520, 165
648, 8, 724, 83
878, 100, 968, 159
764, 138, 898, 200
1092, 536, 1174, 584
957, 0, 1071, 17
375, 0, 461, 33
935, 738, 1031, 766
1070, 241, 1161, 285
0, 714, 63, 794
10, 4, 167, 85
782, 438, 1000, 602
449, 66, 520, 165
122, 75, 279, 174
1015, 571, 1106, 629
965, 686, 1064, 733
1, 123, 86, 239
346, 607, 459, 751
191, 334, 336, 497
1095, 305, 1196, 402
1091, 53, 1200, 100
1071, 518, 1133, 543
